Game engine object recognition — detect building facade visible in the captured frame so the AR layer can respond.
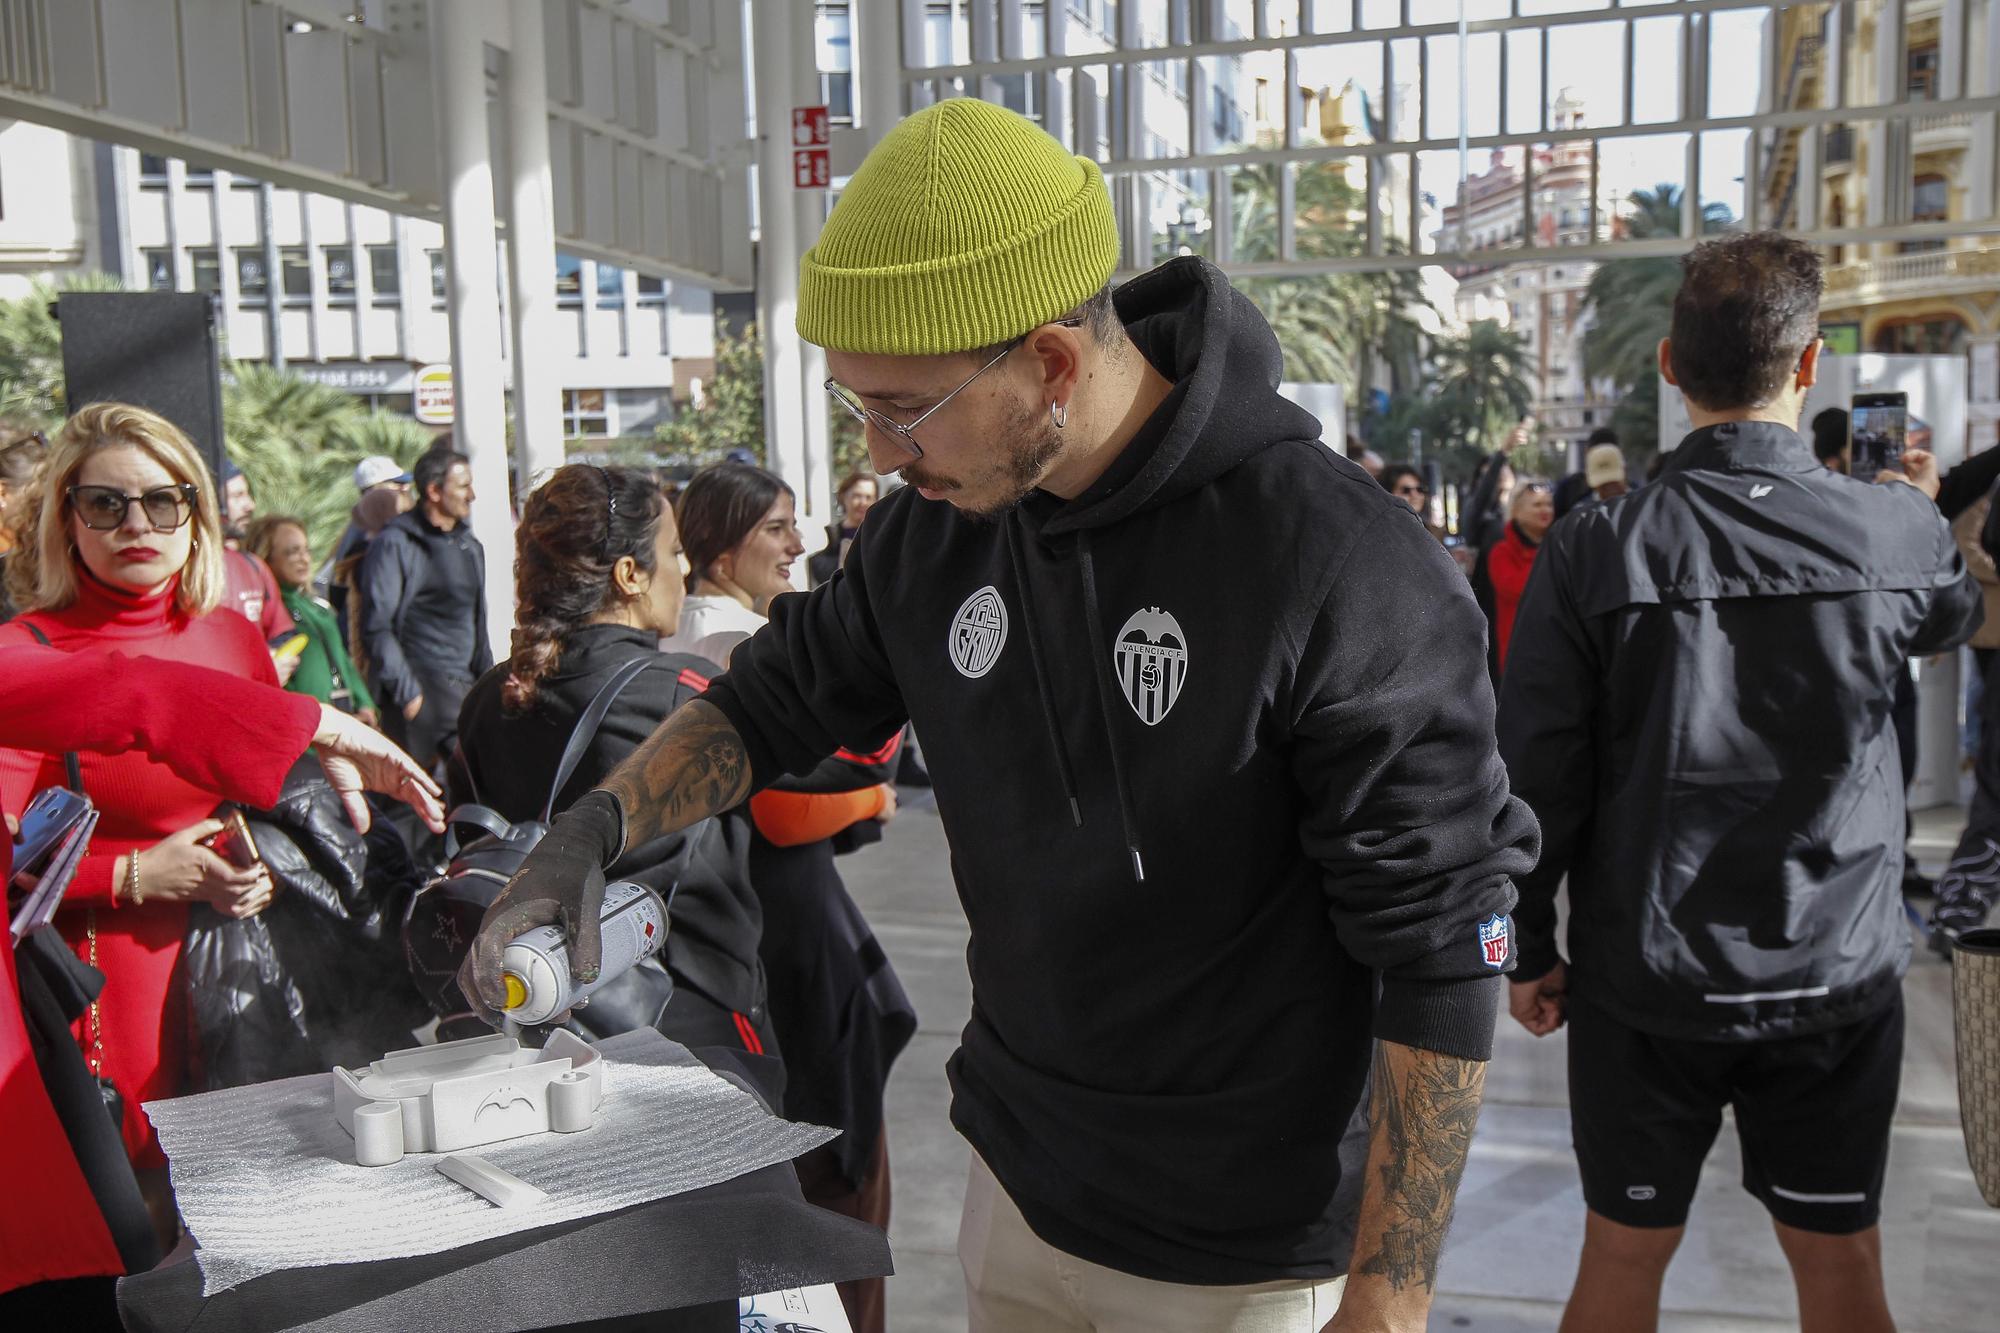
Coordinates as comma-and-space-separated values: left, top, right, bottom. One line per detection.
0, 121, 718, 444
1436, 92, 1626, 464
1760, 0, 2000, 443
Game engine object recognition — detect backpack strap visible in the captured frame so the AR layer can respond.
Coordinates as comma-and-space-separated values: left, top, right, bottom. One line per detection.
542, 656, 657, 822
441, 804, 519, 862
19, 621, 83, 792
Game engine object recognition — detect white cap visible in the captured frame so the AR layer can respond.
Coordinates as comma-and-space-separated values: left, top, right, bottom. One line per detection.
353, 456, 413, 492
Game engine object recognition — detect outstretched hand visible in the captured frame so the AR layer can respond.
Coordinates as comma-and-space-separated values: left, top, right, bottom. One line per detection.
312, 704, 445, 835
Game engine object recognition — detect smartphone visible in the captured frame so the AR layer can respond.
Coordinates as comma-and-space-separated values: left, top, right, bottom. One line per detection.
1850, 392, 1908, 480
204, 806, 263, 870
10, 787, 91, 887
270, 629, 309, 660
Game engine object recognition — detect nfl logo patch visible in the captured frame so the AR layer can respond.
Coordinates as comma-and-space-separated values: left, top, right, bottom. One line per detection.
1478, 914, 1510, 970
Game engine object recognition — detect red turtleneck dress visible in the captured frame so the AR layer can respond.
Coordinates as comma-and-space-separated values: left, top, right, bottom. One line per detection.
0, 573, 279, 1167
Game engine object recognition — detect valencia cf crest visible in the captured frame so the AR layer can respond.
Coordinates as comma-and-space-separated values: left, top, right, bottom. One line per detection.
1114, 607, 1189, 726
949, 585, 1008, 679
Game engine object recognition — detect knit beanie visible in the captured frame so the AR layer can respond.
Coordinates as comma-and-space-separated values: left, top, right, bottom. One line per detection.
797, 98, 1121, 356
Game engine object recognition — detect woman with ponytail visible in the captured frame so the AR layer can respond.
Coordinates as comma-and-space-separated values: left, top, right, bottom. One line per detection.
450, 465, 778, 1063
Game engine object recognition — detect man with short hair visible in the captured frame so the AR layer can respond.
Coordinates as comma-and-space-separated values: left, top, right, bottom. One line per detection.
462, 98, 1537, 1332
357, 448, 489, 769
1498, 232, 1980, 1333
324, 455, 414, 640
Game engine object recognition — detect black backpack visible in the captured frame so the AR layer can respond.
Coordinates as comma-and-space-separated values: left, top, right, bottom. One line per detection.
402, 658, 705, 1034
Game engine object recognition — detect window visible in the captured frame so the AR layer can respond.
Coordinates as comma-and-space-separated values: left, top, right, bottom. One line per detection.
1901, 174, 1949, 253
280, 246, 310, 299
1872, 317, 1967, 356
635, 274, 666, 304
369, 245, 400, 301
562, 388, 610, 436
143, 248, 172, 290
556, 253, 582, 305
190, 248, 221, 294
428, 249, 446, 301
139, 154, 168, 189
324, 246, 356, 301
235, 249, 268, 299
596, 261, 625, 307
1908, 42, 1939, 101
817, 6, 853, 123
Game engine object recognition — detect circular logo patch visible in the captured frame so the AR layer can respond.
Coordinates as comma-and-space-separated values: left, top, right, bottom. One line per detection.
949, 585, 1008, 679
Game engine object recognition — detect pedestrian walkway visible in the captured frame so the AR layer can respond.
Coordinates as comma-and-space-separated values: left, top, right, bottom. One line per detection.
841, 792, 2000, 1332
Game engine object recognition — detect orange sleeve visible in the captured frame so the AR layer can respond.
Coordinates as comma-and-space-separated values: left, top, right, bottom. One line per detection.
748, 785, 887, 847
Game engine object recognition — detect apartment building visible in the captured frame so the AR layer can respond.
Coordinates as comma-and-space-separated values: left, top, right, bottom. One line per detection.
1436, 92, 1627, 460
1760, 0, 2000, 441
0, 119, 717, 442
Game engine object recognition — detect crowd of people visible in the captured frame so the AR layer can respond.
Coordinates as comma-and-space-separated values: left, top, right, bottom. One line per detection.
0, 404, 914, 1329
3, 93, 1995, 1333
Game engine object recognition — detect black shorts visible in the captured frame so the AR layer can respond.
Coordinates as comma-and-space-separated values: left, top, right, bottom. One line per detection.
1566, 991, 1902, 1235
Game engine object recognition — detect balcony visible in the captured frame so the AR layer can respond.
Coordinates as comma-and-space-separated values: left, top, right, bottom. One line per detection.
1823, 245, 2000, 305
1913, 112, 1973, 152
1824, 126, 1854, 166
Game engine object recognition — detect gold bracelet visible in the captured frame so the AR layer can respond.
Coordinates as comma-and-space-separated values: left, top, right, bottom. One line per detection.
124, 849, 143, 905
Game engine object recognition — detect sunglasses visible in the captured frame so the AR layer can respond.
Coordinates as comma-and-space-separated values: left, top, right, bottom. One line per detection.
1394, 482, 1429, 496
66, 482, 199, 532
0, 430, 47, 462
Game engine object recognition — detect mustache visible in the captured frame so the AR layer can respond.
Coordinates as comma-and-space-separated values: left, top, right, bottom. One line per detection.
900, 466, 958, 492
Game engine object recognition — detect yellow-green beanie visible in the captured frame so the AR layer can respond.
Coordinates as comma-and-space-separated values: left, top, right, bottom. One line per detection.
797, 98, 1121, 355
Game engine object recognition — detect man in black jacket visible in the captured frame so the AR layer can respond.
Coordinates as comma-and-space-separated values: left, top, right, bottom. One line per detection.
357, 447, 492, 770
1498, 233, 1981, 1333
461, 99, 1537, 1331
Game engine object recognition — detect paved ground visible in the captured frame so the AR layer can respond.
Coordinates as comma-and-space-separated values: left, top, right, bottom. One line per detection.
836, 794, 2000, 1332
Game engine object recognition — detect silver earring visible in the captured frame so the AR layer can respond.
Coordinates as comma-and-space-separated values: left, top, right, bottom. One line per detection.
1051, 402, 1067, 429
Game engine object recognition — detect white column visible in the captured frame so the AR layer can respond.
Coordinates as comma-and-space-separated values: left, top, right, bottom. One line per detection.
855, 0, 904, 139
506, 0, 567, 494
752, 0, 810, 535
431, 0, 516, 657
791, 1, 832, 548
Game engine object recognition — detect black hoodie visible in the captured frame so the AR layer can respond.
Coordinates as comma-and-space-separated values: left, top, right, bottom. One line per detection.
705, 257, 1539, 1282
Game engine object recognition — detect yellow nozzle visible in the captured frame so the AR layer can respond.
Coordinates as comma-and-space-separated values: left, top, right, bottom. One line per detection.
501, 972, 527, 1011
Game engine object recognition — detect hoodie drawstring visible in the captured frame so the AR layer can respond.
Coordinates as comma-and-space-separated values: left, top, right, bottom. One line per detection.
1076, 531, 1148, 884
1005, 517, 1083, 828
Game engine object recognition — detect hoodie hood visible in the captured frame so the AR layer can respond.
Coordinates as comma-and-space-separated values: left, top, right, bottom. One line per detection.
1044, 256, 1324, 535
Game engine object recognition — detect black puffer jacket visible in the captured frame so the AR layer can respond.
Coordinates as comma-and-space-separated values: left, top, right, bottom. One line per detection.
184, 756, 429, 1088
1498, 421, 1983, 1041
356, 509, 492, 712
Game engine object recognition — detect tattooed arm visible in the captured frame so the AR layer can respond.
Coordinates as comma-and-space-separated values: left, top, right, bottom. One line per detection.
599, 700, 751, 849
458, 701, 751, 1015
1328, 1040, 1487, 1332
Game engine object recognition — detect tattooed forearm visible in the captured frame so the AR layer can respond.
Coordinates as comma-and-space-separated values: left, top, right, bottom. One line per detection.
1349, 1041, 1486, 1297
599, 699, 751, 852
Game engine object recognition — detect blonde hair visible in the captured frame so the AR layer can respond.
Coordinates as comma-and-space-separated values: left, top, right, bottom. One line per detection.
3, 402, 226, 617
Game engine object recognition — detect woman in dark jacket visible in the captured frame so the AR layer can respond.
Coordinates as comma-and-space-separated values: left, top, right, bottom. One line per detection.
451, 465, 776, 1061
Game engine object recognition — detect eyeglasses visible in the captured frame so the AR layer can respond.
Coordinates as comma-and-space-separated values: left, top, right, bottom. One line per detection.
66, 482, 199, 532
825, 317, 1086, 462
1394, 483, 1429, 497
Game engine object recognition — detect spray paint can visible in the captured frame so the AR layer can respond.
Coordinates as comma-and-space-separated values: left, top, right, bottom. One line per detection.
499, 880, 668, 1026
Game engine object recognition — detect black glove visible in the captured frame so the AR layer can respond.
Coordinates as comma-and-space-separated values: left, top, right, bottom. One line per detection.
459, 790, 626, 1020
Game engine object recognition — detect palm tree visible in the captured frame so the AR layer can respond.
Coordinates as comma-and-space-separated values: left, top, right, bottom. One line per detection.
222, 363, 432, 557
1228, 160, 1429, 397
0, 272, 126, 425
1429, 319, 1534, 457
1581, 185, 1734, 457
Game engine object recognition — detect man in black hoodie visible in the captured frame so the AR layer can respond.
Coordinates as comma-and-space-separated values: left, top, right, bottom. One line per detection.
1498, 233, 1980, 1332
462, 99, 1536, 1331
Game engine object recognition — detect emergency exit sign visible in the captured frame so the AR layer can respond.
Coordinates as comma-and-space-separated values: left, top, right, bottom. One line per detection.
792, 105, 829, 189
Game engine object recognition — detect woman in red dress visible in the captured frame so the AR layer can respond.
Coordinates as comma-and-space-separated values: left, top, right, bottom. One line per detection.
0, 404, 281, 1204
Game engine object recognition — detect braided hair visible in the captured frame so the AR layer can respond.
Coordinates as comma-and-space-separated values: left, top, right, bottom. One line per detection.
502, 464, 665, 714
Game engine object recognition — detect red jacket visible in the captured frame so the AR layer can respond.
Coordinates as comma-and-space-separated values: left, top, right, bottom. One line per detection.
0, 641, 317, 1291
1472, 521, 1541, 680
